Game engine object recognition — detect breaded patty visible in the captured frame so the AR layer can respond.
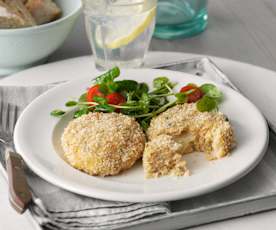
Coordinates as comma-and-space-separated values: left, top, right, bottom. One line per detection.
147, 103, 235, 160
61, 112, 146, 176
143, 135, 189, 178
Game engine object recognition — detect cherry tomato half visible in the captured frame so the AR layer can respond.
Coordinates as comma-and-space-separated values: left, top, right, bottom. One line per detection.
106, 92, 126, 105
87, 85, 105, 102
180, 84, 204, 103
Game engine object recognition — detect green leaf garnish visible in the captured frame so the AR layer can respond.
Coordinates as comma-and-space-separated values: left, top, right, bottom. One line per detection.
95, 104, 115, 113
99, 84, 109, 95
93, 67, 121, 95
74, 107, 89, 118
137, 83, 149, 94
51, 67, 225, 131
140, 119, 150, 130
153, 77, 170, 89
139, 93, 150, 113
65, 101, 78, 107
93, 96, 107, 105
107, 82, 119, 92
175, 92, 187, 104
196, 96, 217, 112
151, 77, 175, 95
95, 66, 120, 84
50, 110, 65, 117
79, 93, 87, 103
200, 84, 223, 101
116, 80, 138, 92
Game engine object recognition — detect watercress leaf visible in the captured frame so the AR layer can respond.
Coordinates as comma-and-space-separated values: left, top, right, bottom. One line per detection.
79, 93, 87, 103
200, 84, 216, 93
116, 80, 138, 92
126, 92, 134, 102
50, 110, 65, 117
139, 83, 149, 93
140, 93, 150, 113
209, 89, 223, 101
141, 93, 150, 104
196, 96, 217, 112
95, 104, 115, 112
123, 101, 135, 106
65, 101, 78, 107
175, 92, 187, 104
134, 83, 149, 98
123, 101, 140, 107
153, 76, 175, 90
107, 82, 119, 92
153, 77, 170, 88
200, 84, 223, 101
158, 97, 168, 106
74, 107, 89, 118
149, 97, 161, 105
78, 93, 90, 109
95, 66, 120, 84
93, 96, 107, 105
139, 119, 150, 131
120, 108, 132, 115
99, 84, 108, 95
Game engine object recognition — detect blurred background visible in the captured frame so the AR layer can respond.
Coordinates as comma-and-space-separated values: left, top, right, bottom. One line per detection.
50, 0, 276, 71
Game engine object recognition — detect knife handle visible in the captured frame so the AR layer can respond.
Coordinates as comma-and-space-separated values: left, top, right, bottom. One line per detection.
6, 151, 32, 214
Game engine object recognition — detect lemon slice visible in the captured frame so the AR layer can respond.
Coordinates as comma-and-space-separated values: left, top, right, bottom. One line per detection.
95, 7, 156, 49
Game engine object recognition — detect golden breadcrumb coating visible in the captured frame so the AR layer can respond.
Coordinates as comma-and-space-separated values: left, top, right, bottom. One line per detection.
143, 135, 190, 178
147, 103, 235, 160
61, 112, 146, 176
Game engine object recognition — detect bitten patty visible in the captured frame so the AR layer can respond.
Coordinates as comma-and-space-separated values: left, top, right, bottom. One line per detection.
143, 135, 190, 178
147, 103, 235, 160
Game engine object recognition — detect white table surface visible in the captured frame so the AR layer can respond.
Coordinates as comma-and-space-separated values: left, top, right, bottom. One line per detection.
1, 0, 276, 229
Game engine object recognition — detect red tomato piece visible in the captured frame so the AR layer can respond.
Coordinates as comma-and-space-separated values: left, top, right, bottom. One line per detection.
186, 88, 204, 103
180, 84, 197, 93
87, 85, 105, 102
106, 92, 126, 105
180, 84, 204, 103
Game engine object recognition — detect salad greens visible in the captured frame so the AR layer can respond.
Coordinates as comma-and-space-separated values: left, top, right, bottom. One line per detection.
51, 67, 224, 131
196, 83, 224, 112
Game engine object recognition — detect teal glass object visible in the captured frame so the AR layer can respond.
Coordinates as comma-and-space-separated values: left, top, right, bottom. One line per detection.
154, 0, 208, 39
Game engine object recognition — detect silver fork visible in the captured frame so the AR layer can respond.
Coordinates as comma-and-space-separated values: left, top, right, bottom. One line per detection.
0, 101, 32, 213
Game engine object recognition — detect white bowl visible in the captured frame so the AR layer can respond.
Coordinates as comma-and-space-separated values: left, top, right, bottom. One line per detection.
0, 0, 82, 76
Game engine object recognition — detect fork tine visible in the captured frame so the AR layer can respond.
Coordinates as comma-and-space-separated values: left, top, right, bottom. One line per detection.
8, 104, 18, 135
6, 104, 12, 136
0, 99, 3, 129
13, 105, 18, 130
1, 102, 9, 134
0, 101, 20, 137
0, 102, 19, 136
7, 103, 11, 135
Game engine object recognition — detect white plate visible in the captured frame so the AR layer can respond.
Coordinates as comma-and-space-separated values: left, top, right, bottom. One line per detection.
14, 68, 268, 202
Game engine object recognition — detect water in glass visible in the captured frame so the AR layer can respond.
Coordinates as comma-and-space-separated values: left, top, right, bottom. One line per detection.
83, 0, 157, 70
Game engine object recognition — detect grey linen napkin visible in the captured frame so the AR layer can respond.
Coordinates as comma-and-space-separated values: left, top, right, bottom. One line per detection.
0, 85, 170, 230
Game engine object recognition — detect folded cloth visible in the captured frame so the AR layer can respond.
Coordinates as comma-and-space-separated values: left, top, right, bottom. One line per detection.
0, 85, 170, 230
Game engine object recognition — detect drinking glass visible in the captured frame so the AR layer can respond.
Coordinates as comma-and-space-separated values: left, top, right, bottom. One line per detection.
154, 0, 208, 40
83, 0, 157, 70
